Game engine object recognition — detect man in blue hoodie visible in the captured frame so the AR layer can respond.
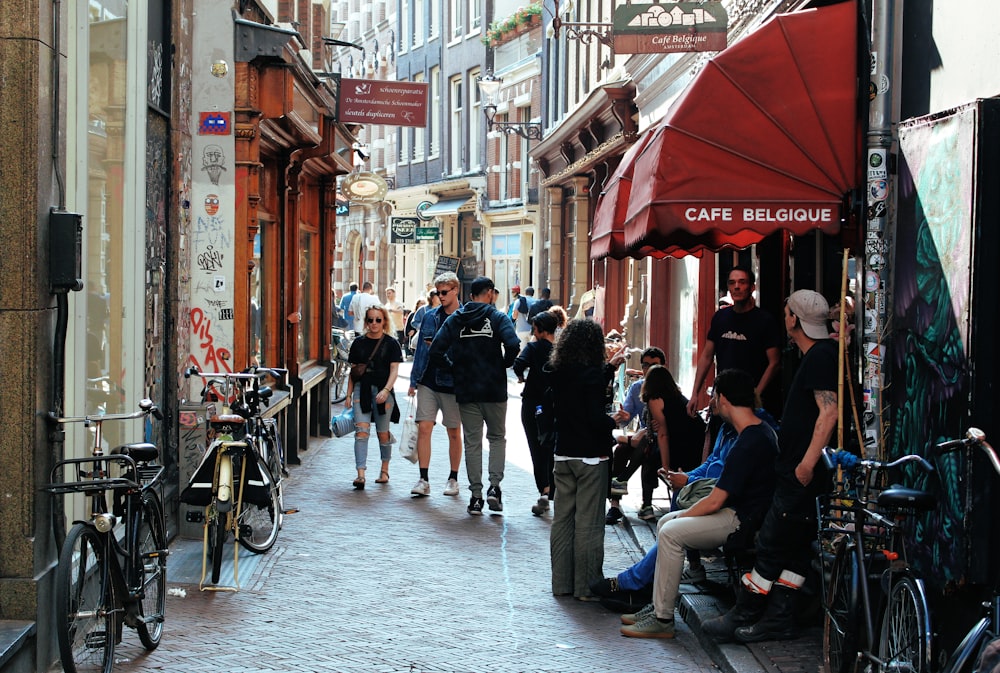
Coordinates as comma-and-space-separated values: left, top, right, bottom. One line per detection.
429, 276, 521, 515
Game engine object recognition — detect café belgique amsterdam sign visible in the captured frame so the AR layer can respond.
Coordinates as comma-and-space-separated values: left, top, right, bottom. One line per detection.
341, 172, 388, 204
613, 2, 728, 54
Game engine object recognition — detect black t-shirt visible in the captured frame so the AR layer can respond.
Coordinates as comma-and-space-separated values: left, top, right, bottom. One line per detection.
348, 335, 403, 389
645, 394, 707, 471
707, 306, 783, 385
715, 423, 778, 526
777, 339, 838, 471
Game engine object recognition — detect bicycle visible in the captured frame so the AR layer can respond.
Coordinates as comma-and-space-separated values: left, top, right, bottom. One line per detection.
931, 429, 1000, 673
818, 445, 937, 673
43, 399, 167, 673
181, 368, 281, 591
330, 326, 353, 404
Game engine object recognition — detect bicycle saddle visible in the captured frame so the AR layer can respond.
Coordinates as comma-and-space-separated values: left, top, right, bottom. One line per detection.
112, 443, 159, 462
877, 487, 936, 512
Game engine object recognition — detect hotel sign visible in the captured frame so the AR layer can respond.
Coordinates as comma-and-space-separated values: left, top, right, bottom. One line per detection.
613, 2, 728, 54
338, 78, 430, 128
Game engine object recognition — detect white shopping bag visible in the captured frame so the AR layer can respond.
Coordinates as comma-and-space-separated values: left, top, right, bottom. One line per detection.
398, 398, 418, 463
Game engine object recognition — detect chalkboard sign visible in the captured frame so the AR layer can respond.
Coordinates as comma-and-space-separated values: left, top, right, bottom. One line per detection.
434, 255, 460, 276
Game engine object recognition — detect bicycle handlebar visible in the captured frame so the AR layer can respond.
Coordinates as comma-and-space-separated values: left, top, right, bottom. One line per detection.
49, 398, 162, 424
821, 446, 935, 474
937, 428, 1000, 476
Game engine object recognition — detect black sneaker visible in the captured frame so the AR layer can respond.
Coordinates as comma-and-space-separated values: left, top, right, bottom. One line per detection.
468, 496, 484, 515
486, 485, 503, 512
605, 506, 624, 525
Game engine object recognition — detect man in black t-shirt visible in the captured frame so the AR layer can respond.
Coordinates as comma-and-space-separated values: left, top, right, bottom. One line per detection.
704, 289, 838, 644
687, 266, 782, 417
620, 369, 778, 639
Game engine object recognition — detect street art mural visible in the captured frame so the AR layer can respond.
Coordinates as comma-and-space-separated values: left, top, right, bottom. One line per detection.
892, 105, 975, 588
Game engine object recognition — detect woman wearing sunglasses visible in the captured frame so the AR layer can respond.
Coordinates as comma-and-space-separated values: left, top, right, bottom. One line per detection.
345, 305, 403, 489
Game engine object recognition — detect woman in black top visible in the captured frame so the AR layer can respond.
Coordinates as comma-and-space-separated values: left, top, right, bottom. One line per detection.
639, 365, 707, 519
513, 311, 559, 516
546, 319, 617, 600
345, 305, 402, 489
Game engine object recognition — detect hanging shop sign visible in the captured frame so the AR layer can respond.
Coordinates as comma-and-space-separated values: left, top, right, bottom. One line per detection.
434, 255, 461, 276
341, 172, 388, 204
390, 217, 420, 244
416, 226, 440, 241
338, 78, 430, 128
613, 2, 728, 54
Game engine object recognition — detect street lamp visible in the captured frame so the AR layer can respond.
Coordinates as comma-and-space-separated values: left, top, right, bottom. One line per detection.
549, 0, 615, 50
476, 71, 543, 141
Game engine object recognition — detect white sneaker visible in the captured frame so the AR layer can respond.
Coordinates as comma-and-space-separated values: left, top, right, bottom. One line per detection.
531, 495, 550, 516
410, 478, 430, 496
443, 478, 460, 496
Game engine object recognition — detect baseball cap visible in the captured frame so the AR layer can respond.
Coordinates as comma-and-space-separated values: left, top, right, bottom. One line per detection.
786, 290, 831, 340
511, 285, 521, 293
471, 276, 497, 297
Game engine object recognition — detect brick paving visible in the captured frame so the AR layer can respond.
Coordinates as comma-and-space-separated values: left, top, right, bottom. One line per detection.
71, 365, 719, 673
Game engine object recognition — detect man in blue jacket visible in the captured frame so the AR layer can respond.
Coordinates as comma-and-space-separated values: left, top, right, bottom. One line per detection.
429, 276, 521, 515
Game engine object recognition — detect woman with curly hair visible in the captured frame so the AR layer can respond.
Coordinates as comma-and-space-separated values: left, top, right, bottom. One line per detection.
546, 319, 618, 600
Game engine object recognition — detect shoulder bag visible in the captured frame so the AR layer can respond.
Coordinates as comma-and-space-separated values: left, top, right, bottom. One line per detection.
350, 336, 385, 383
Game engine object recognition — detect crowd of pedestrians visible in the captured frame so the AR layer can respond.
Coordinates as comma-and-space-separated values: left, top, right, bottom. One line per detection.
332, 270, 842, 645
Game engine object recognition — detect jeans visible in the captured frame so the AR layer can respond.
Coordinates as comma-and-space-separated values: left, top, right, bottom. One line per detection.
352, 385, 394, 470
460, 401, 507, 497
551, 459, 608, 597
521, 402, 553, 496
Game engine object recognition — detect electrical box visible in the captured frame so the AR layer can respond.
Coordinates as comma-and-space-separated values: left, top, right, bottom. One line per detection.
49, 209, 84, 293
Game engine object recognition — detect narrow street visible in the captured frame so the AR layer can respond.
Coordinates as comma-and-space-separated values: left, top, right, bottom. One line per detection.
98, 363, 718, 673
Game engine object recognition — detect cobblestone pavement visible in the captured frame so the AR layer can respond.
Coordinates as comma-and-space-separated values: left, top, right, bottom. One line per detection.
81, 365, 718, 673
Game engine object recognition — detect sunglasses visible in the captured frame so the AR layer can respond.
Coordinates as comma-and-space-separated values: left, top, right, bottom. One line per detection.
437, 288, 454, 296
640, 361, 659, 369
365, 317, 383, 324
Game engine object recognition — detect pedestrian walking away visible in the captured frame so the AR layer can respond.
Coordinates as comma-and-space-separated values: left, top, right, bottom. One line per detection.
407, 272, 465, 498
344, 304, 403, 489
513, 310, 559, 515
428, 276, 520, 515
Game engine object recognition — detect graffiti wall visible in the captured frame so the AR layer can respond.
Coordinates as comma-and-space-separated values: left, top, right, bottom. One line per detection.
187, 0, 236, 387
892, 103, 977, 588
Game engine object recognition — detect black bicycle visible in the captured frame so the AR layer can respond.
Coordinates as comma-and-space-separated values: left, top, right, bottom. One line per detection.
43, 399, 167, 673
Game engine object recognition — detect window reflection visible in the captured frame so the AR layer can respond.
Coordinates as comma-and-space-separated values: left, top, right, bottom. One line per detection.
251, 232, 263, 366
297, 230, 315, 361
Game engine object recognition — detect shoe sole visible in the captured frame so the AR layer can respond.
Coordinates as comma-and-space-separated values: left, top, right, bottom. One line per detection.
468, 509, 482, 515
610, 489, 628, 496
411, 491, 429, 497
620, 627, 675, 639
443, 490, 459, 496
487, 497, 502, 512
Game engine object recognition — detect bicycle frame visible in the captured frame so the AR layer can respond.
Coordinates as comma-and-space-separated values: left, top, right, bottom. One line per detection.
198, 438, 249, 592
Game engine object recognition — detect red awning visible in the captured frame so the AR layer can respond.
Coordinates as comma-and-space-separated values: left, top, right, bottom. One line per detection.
605, 0, 858, 259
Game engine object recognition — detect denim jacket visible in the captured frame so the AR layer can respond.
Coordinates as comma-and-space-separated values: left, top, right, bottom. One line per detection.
409, 306, 455, 392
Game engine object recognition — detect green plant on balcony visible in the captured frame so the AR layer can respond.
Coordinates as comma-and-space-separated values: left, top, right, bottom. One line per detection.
482, 3, 543, 47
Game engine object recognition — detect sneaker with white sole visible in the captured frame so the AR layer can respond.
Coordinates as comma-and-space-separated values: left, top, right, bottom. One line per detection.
610, 479, 629, 496
530, 495, 550, 516
467, 496, 484, 515
486, 485, 503, 512
410, 478, 430, 497
443, 478, 460, 496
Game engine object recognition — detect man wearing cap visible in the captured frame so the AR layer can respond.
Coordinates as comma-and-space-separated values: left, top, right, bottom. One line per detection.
429, 277, 521, 515
703, 289, 838, 644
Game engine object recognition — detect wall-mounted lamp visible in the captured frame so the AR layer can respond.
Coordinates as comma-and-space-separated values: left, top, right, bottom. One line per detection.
550, 0, 614, 50
476, 71, 543, 141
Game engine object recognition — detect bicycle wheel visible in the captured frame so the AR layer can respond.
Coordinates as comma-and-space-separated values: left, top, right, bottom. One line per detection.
331, 361, 348, 404
261, 424, 285, 518
823, 541, 860, 673
207, 510, 227, 584
878, 574, 932, 673
55, 523, 115, 673
237, 459, 280, 553
136, 492, 166, 649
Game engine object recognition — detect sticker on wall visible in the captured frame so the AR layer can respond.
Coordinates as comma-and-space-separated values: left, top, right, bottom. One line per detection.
865, 270, 880, 292
869, 179, 888, 202
199, 112, 231, 135
204, 194, 220, 215
213, 275, 226, 292
867, 150, 887, 181
202, 145, 226, 185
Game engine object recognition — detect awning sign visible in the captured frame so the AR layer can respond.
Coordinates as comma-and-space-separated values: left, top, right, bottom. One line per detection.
416, 226, 440, 241
338, 78, 429, 128
613, 2, 728, 54
390, 217, 419, 244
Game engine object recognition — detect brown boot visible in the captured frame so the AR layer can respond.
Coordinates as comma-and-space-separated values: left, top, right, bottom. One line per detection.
701, 586, 768, 643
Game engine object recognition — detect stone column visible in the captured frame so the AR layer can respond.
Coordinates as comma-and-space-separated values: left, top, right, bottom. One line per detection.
566, 175, 591, 313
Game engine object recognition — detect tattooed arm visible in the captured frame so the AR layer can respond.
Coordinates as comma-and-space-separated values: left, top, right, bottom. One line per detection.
795, 389, 838, 486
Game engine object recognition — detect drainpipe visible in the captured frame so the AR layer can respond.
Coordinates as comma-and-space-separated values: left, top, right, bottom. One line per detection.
862, 0, 903, 459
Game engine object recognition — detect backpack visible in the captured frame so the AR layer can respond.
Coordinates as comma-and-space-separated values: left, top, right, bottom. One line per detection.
517, 296, 530, 315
